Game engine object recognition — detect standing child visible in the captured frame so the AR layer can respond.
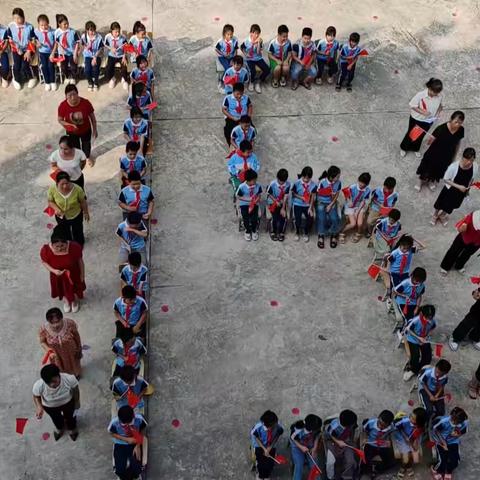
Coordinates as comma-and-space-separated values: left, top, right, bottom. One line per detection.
227, 140, 260, 191
371, 209, 402, 257
130, 55, 155, 92
393, 267, 427, 321
53, 14, 80, 84
316, 166, 342, 249
121, 252, 149, 297
268, 24, 292, 88
35, 14, 56, 91
112, 329, 146, 377
104, 22, 128, 89
315, 26, 339, 85
250, 410, 284, 480
118, 170, 155, 220
366, 177, 399, 237
113, 285, 148, 338
81, 21, 103, 91
215, 24, 238, 73
116, 211, 148, 265
0, 24, 9, 88
290, 414, 322, 480
127, 82, 153, 119
120, 141, 147, 186
418, 359, 451, 420
230, 115, 256, 151
129, 21, 153, 63
123, 107, 149, 154
339, 172, 371, 244
266, 168, 290, 242
112, 365, 149, 411
241, 24, 270, 93
236, 169, 262, 242
7, 7, 37, 90
222, 82, 252, 144
290, 27, 317, 90
222, 55, 250, 94
336, 32, 361, 92
292, 166, 317, 242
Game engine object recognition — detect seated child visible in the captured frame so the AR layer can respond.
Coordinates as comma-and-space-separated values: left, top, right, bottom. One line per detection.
290, 414, 322, 480
250, 410, 284, 480
392, 407, 427, 478
116, 211, 148, 264
119, 141, 147, 186
230, 115, 256, 151
372, 208, 401, 257
418, 359, 451, 420
130, 54, 155, 92
34, 14, 57, 91
123, 107, 149, 154
290, 27, 317, 90
339, 172, 371, 244
121, 252, 149, 297
104, 21, 128, 89
128, 21, 153, 63
127, 81, 153, 119
241, 24, 270, 93
236, 169, 262, 242
292, 166, 317, 242
215, 23, 238, 72
315, 26, 339, 85
366, 176, 399, 236
266, 168, 290, 242
53, 14, 80, 85
362, 410, 396, 477
336, 32, 361, 92
113, 285, 148, 339
393, 267, 427, 320
324, 409, 358, 480
0, 24, 10, 88
316, 166, 342, 249
222, 82, 252, 144
80, 21, 103, 91
118, 170, 155, 220
108, 405, 146, 480
112, 329, 146, 377
222, 55, 249, 94
112, 365, 149, 411
268, 24, 292, 88
403, 304, 437, 381
431, 407, 468, 480
227, 140, 260, 189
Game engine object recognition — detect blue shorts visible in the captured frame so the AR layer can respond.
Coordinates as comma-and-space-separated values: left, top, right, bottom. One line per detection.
290, 61, 317, 81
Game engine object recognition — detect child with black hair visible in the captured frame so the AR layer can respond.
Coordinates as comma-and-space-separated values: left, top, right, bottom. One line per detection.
325, 409, 358, 480
53, 14, 80, 85
292, 166, 317, 242
372, 209, 402, 256
130, 54, 155, 92
112, 328, 146, 377
230, 115, 256, 151
366, 176, 399, 236
236, 169, 262, 241
290, 414, 322, 480
215, 24, 238, 72
267, 168, 290, 241
222, 55, 249, 94
431, 407, 468, 480
268, 24, 292, 88
315, 26, 339, 85
121, 252, 149, 297
339, 172, 371, 244
116, 211, 148, 264
0, 24, 9, 88
250, 410, 284, 480
113, 285, 148, 338
81, 21, 103, 91
241, 24, 270, 93
123, 107, 149, 154
118, 170, 155, 220
336, 32, 361, 92
222, 82, 252, 144
104, 21, 128, 89
316, 166, 342, 249
119, 141, 147, 186
127, 81, 153, 119
112, 365, 149, 411
291, 27, 317, 90
128, 21, 153, 63
418, 359, 451, 419
393, 267, 427, 320
227, 140, 260, 189
35, 14, 56, 91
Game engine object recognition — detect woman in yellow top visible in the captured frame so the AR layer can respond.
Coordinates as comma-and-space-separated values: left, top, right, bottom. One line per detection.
47, 171, 90, 245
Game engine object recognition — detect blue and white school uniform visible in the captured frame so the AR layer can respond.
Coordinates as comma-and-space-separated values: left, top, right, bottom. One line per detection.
338, 43, 361, 67
7, 22, 35, 83
130, 67, 155, 91
241, 37, 264, 62
116, 219, 148, 253
433, 416, 468, 446
266, 180, 291, 208
291, 41, 317, 80
222, 66, 249, 93
268, 38, 292, 63
250, 421, 284, 449
112, 376, 149, 410
394, 278, 425, 309
375, 218, 401, 246
121, 264, 149, 295
104, 33, 127, 59
109, 414, 147, 443
292, 180, 317, 207
34, 27, 56, 83
113, 296, 148, 327
81, 32, 103, 84
123, 117, 149, 142
393, 416, 421, 454
235, 182, 262, 207
54, 28, 79, 56
128, 34, 153, 62
344, 183, 371, 215
290, 426, 321, 480
419, 367, 448, 396
315, 178, 341, 236
405, 314, 437, 345
370, 187, 399, 213
316, 39, 339, 64
363, 418, 395, 447
227, 152, 260, 177
388, 247, 417, 285
223, 93, 251, 121
127, 91, 153, 119
215, 36, 238, 71
120, 154, 147, 178
230, 125, 256, 146
0, 26, 9, 81
112, 337, 146, 371
118, 185, 154, 215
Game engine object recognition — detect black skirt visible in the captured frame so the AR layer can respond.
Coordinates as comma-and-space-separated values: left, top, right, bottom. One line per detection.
434, 166, 473, 214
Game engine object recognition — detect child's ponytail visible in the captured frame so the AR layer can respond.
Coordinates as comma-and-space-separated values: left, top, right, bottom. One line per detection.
133, 21, 146, 34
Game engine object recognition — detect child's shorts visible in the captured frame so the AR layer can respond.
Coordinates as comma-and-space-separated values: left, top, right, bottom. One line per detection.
344, 205, 365, 216
119, 245, 147, 264
392, 432, 414, 455
269, 58, 289, 72
291, 62, 318, 80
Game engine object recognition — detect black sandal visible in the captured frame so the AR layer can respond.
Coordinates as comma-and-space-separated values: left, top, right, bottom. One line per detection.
317, 235, 325, 249
330, 235, 338, 248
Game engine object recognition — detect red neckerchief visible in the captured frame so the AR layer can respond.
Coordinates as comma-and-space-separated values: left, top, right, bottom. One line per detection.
132, 269, 139, 289
352, 187, 364, 207
419, 313, 429, 338
268, 183, 285, 213
241, 127, 249, 141
42, 30, 52, 48
124, 341, 137, 366
18, 25, 24, 42
125, 302, 132, 323
235, 98, 243, 114
302, 43, 313, 65
277, 40, 285, 61
112, 37, 118, 49
403, 280, 418, 314
138, 70, 148, 84
399, 251, 409, 275
129, 189, 141, 209
132, 125, 139, 142
87, 35, 94, 52
137, 39, 143, 55
302, 182, 311, 204
61, 31, 68, 49
420, 98, 427, 110
248, 185, 258, 213
382, 189, 391, 207
324, 41, 333, 56
266, 427, 273, 445
122, 422, 143, 444
128, 159, 136, 172
225, 40, 231, 55
127, 384, 140, 407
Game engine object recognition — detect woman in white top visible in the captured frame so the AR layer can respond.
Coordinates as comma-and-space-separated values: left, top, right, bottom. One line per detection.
49, 136, 87, 189
400, 78, 444, 158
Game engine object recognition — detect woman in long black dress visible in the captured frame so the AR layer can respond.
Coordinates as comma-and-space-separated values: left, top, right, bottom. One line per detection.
432, 148, 477, 226
416, 111, 465, 192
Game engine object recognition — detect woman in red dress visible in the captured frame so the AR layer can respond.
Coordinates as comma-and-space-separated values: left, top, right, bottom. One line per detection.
40, 227, 86, 313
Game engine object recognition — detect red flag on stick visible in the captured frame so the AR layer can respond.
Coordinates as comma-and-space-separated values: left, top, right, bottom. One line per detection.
368, 264, 381, 280
408, 125, 425, 142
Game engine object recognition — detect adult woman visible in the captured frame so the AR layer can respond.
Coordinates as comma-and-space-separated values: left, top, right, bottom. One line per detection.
49, 135, 87, 189
47, 171, 89, 245
39, 307, 82, 377
40, 227, 86, 313
432, 148, 477, 226
400, 78, 444, 158
57, 84, 97, 165
416, 111, 465, 191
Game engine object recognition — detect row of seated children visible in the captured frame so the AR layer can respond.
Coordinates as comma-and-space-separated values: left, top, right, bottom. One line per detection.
0, 8, 153, 91
216, 23, 364, 93
250, 406, 468, 480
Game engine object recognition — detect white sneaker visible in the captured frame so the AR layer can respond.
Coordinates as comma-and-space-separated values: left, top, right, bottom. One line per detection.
93, 84, 99, 92
121, 78, 128, 90
386, 298, 393, 313
254, 81, 262, 94
400, 150, 407, 158
44, 83, 51, 91
474, 341, 480, 351
12, 80, 22, 90
403, 370, 415, 382
63, 302, 71, 313
303, 235, 309, 243
456, 267, 466, 274
448, 336, 459, 352
415, 152, 422, 158
294, 234, 300, 242
244, 232, 252, 241
252, 232, 259, 241
248, 82, 254, 92
50, 83, 58, 91
109, 78, 116, 89
68, 78, 76, 85
440, 268, 448, 276
71, 302, 79, 313
1, 78, 9, 88
315, 77, 323, 85
327, 76, 334, 84
429, 183, 437, 191
27, 78, 38, 89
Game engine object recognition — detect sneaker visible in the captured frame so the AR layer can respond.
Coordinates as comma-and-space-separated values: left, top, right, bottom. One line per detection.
27, 78, 38, 89
279, 76, 287, 87
346, 84, 352, 92
456, 267, 466, 274
121, 78, 128, 90
303, 81, 312, 90
403, 370, 415, 382
397, 467, 406, 479
50, 83, 58, 91
294, 234, 300, 242
12, 80, 22, 90
473, 341, 480, 351
254, 82, 262, 94
278, 233, 285, 242
303, 235, 309, 243
400, 150, 407, 157
63, 302, 71, 313
386, 298, 394, 313
327, 76, 334, 84
44, 83, 51, 91
109, 78, 116, 89
252, 232, 259, 241
87, 83, 93, 92
440, 268, 448, 276
93, 84, 99, 92
271, 79, 279, 88
1, 77, 8, 88
68, 78, 76, 85
429, 183, 437, 191
335, 85, 341, 91
270, 233, 278, 241
244, 232, 252, 241
448, 336, 459, 352
71, 302, 79, 313
248, 82, 254, 92
415, 152, 422, 158
315, 77, 323, 85
406, 467, 414, 477
291, 80, 299, 90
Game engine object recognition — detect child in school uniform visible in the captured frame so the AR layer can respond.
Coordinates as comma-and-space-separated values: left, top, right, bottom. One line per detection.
129, 21, 153, 63
108, 405, 147, 480
403, 304, 437, 381
236, 169, 262, 242
222, 55, 250, 94
392, 407, 427, 478
7, 7, 37, 90
121, 252, 149, 298
315, 26, 339, 85
215, 24, 238, 73
268, 24, 292, 88
431, 407, 468, 480
130, 54, 155, 93
336, 32, 361, 92
372, 209, 402, 257
120, 141, 147, 186
241, 24, 270, 93
222, 82, 252, 145
290, 414, 322, 480
80, 21, 103, 91
112, 329, 146, 377
104, 22, 128, 89
0, 24, 9, 88
250, 410, 284, 480
366, 177, 399, 237
118, 170, 155, 220
292, 166, 317, 242
290, 27, 317, 90
393, 267, 427, 320
53, 14, 80, 84
418, 359, 451, 420
114, 285, 148, 339
316, 166, 342, 249
230, 115, 256, 151
35, 14, 56, 91
116, 211, 148, 265
266, 168, 290, 242
112, 365, 149, 411
227, 140, 260, 191
127, 81, 153, 119
124, 106, 149, 154
339, 172, 371, 244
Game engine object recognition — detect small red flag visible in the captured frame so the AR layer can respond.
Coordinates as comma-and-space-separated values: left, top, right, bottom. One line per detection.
123, 44, 136, 54
455, 217, 467, 229
359, 49, 369, 56
471, 181, 480, 189
342, 186, 352, 200
408, 125, 424, 142
27, 42, 36, 53
145, 102, 158, 111
368, 264, 381, 279
49, 170, 59, 182
307, 465, 322, 480
350, 447, 366, 463
41, 349, 55, 365
471, 276, 480, 284
43, 206, 55, 217
426, 440, 436, 448
379, 206, 392, 216
16, 418, 28, 435
127, 390, 140, 408
274, 454, 288, 465
317, 186, 333, 197
51, 55, 65, 63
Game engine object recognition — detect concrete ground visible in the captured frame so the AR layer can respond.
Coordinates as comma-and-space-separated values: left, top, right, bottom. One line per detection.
1, 0, 480, 479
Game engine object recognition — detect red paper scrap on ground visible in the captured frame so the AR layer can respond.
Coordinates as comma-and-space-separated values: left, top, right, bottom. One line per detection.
291, 407, 300, 415
470, 277, 480, 284
368, 264, 381, 279
42, 432, 50, 440
270, 300, 278, 307
46, 223, 54, 229
331, 136, 339, 142
161, 305, 169, 312
408, 399, 415, 407
171, 419, 181, 428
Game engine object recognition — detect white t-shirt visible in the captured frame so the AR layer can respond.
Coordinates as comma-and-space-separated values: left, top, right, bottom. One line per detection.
32, 373, 79, 408
409, 89, 443, 122
49, 148, 86, 181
